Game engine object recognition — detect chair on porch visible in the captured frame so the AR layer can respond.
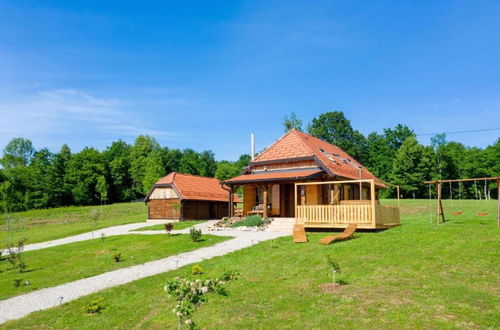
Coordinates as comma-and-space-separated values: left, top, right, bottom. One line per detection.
247, 203, 265, 216
319, 224, 357, 245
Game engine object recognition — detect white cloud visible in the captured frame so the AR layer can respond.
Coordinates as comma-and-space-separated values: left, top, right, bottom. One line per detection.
0, 88, 178, 149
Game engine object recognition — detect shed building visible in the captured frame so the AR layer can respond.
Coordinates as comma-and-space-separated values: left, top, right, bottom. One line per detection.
144, 172, 239, 221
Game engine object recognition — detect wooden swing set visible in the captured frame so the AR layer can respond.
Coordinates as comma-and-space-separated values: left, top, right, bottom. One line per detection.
424, 177, 500, 226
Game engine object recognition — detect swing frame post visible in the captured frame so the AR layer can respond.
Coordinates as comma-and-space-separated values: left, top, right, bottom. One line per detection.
424, 177, 500, 226
436, 181, 445, 224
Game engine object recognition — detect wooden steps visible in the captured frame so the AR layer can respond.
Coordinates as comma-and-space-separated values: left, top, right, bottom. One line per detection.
293, 224, 307, 243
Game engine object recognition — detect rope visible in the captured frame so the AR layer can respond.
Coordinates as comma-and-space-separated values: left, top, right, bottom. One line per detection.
474, 180, 479, 211
449, 181, 454, 210
458, 181, 463, 211
483, 179, 488, 212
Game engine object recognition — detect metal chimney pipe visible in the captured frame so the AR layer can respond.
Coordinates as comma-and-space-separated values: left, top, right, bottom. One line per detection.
251, 132, 255, 161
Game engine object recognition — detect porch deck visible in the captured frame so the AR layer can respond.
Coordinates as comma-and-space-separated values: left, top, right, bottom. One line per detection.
294, 179, 400, 229
296, 203, 400, 229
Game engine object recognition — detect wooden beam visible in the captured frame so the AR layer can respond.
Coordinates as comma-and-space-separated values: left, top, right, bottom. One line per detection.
436, 182, 445, 224
424, 177, 500, 184
396, 185, 400, 208
370, 180, 376, 227
263, 186, 268, 218
294, 183, 298, 221
228, 187, 234, 218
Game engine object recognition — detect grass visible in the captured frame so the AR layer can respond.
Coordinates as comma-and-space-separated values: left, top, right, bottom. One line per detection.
0, 233, 229, 300
132, 221, 206, 232
2, 199, 499, 329
0, 203, 147, 247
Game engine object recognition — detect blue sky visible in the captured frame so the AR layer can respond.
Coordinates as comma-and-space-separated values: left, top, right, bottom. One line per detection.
0, 0, 499, 160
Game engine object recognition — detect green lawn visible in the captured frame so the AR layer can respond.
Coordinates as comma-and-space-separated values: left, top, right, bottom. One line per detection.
132, 221, 206, 232
2, 199, 499, 329
0, 203, 147, 247
0, 233, 228, 300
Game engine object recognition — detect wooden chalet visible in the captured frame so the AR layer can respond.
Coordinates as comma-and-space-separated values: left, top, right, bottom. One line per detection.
223, 129, 400, 229
144, 172, 240, 221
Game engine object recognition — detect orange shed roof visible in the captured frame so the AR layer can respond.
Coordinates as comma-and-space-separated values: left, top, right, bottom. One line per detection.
148, 172, 240, 202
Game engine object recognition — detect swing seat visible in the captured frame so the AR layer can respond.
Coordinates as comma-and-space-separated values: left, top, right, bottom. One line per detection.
450, 211, 462, 215
476, 212, 488, 216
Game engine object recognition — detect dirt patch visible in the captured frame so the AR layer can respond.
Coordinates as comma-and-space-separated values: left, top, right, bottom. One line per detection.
320, 283, 344, 294
400, 206, 427, 215
95, 250, 108, 255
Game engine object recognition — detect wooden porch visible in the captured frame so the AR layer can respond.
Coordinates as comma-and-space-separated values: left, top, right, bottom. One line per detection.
295, 179, 400, 229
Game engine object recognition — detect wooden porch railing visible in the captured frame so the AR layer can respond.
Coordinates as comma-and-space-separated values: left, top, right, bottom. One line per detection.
374, 205, 400, 226
296, 204, 374, 225
296, 204, 400, 227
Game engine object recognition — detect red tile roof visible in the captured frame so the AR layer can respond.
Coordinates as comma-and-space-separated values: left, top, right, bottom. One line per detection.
151, 172, 240, 202
231, 129, 386, 187
225, 169, 324, 184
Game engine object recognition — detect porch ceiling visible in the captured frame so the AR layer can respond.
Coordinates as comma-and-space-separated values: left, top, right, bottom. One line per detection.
223, 169, 325, 184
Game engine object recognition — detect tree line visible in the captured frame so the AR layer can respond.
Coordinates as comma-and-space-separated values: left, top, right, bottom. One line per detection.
286, 111, 499, 199
1, 111, 498, 212
0, 136, 250, 213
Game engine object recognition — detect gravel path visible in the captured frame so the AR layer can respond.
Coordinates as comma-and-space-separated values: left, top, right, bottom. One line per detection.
0, 227, 287, 324
2, 222, 170, 254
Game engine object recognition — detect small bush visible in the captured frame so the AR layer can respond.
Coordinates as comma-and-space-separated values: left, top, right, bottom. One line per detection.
13, 279, 23, 287
112, 253, 123, 263
190, 228, 202, 242
231, 215, 263, 228
164, 222, 174, 234
191, 265, 204, 275
326, 256, 341, 284
221, 269, 240, 281
85, 297, 106, 314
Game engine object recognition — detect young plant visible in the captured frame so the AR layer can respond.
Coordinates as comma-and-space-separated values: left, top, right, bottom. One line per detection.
191, 265, 204, 275
85, 297, 106, 314
89, 209, 99, 241
164, 222, 174, 235
189, 228, 202, 242
7, 237, 28, 273
164, 272, 239, 329
112, 253, 123, 263
326, 256, 341, 285
13, 278, 23, 287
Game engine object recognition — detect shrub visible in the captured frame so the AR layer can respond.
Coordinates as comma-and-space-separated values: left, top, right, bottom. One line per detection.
7, 238, 28, 273
220, 269, 240, 281
112, 253, 123, 263
85, 297, 106, 314
191, 265, 204, 275
13, 279, 23, 287
326, 256, 341, 285
231, 215, 263, 228
164, 273, 238, 329
189, 228, 202, 242
164, 222, 174, 234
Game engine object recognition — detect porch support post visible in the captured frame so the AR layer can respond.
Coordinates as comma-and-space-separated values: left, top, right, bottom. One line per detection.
263, 185, 269, 218
370, 180, 376, 227
228, 185, 234, 218
396, 185, 400, 208
294, 183, 298, 223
